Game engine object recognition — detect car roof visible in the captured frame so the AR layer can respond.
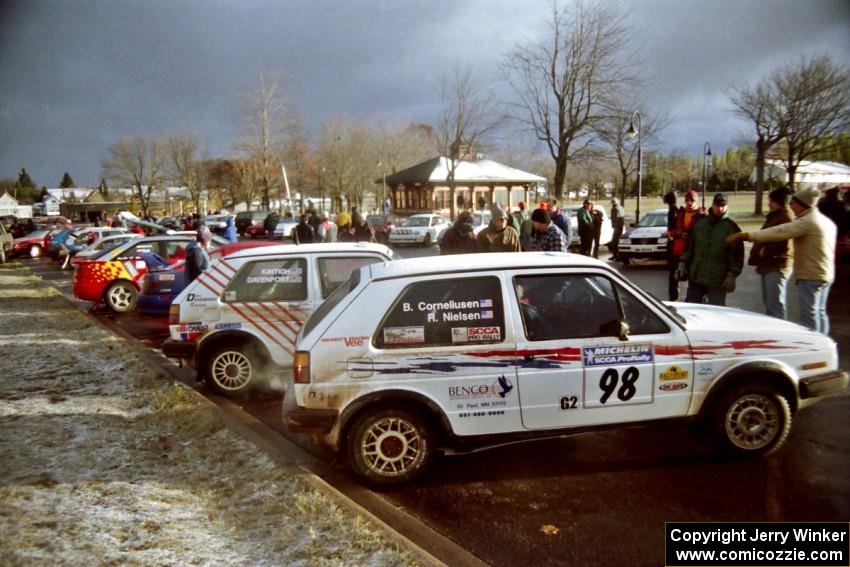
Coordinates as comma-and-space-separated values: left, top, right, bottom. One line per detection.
220, 241, 393, 260
407, 213, 442, 218
646, 208, 668, 215
367, 251, 608, 281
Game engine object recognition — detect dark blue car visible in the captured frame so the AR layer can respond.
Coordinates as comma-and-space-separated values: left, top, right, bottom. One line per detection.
137, 252, 186, 316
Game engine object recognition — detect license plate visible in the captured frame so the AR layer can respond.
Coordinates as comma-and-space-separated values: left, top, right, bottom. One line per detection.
633, 246, 653, 252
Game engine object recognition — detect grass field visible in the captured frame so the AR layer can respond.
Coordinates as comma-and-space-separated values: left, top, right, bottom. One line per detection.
604, 191, 770, 232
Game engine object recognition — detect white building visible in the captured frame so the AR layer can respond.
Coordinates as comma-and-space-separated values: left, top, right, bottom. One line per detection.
762, 160, 850, 188
0, 192, 34, 218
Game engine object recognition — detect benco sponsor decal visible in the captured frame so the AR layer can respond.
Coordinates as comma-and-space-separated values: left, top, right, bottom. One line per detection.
451, 326, 501, 343
660, 365, 689, 381
449, 375, 514, 400
582, 344, 653, 367
659, 382, 688, 391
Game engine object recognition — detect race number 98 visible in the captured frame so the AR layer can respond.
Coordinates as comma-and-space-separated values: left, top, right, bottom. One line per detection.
583, 365, 653, 408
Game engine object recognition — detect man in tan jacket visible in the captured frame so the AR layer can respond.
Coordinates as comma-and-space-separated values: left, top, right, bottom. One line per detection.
726, 187, 837, 334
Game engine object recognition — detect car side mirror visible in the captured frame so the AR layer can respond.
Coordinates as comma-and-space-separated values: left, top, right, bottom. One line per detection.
600, 319, 630, 341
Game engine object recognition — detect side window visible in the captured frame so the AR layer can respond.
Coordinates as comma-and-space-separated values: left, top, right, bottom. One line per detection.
224, 258, 307, 303
514, 274, 620, 340
164, 241, 188, 260
375, 277, 505, 348
318, 256, 382, 299
117, 244, 140, 259
616, 283, 670, 335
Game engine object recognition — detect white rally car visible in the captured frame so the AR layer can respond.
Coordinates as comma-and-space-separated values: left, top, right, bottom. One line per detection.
162, 243, 394, 397
388, 214, 450, 247
284, 253, 847, 486
618, 208, 669, 264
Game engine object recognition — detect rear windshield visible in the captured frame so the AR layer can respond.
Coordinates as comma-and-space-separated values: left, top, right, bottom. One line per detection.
302, 269, 361, 338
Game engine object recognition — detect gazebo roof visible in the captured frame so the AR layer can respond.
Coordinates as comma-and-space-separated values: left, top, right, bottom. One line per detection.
385, 156, 546, 186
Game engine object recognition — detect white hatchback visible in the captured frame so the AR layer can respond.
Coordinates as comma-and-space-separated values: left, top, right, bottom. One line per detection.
162, 243, 394, 397
284, 253, 847, 486
388, 214, 450, 247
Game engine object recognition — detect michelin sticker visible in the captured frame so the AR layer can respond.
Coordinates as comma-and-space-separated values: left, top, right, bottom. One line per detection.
452, 326, 501, 343
582, 344, 653, 367
384, 326, 425, 345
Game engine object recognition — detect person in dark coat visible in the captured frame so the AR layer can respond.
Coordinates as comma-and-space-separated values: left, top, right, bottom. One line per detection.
576, 200, 595, 256
609, 198, 625, 261
748, 187, 793, 319
185, 225, 212, 283
351, 212, 375, 242
440, 211, 477, 254
293, 214, 316, 244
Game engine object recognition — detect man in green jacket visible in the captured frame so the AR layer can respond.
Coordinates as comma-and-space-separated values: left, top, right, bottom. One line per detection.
577, 199, 595, 256
678, 193, 744, 306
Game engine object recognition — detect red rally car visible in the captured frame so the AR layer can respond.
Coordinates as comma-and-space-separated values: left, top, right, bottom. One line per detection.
72, 235, 221, 312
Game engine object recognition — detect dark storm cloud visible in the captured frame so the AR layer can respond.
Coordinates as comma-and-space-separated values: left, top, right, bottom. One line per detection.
0, 0, 848, 187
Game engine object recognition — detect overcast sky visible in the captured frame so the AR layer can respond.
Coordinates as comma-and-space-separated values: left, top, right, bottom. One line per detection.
1, 0, 848, 188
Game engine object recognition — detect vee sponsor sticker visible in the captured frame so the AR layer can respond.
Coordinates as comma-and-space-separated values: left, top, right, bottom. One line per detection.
452, 326, 501, 343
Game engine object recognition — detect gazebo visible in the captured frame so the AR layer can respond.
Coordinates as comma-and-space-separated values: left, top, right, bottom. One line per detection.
383, 156, 546, 219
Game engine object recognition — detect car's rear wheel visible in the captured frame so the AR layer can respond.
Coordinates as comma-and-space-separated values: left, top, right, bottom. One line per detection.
711, 384, 791, 457
29, 244, 42, 258
347, 408, 435, 486
105, 280, 137, 312
205, 342, 263, 397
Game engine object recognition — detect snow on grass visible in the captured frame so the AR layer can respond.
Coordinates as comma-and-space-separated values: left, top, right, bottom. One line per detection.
0, 267, 416, 566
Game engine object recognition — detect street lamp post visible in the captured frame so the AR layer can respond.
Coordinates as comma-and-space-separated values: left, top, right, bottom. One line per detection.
701, 142, 712, 210
626, 110, 642, 225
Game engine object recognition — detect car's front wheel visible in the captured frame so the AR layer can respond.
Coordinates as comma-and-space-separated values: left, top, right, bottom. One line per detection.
105, 280, 137, 312
347, 408, 436, 486
711, 384, 791, 457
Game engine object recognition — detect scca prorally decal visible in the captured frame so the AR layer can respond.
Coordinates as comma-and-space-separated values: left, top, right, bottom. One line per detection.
583, 345, 653, 367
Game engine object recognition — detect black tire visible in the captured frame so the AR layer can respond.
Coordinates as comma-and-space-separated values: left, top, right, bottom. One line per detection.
104, 280, 137, 312
422, 233, 432, 247
204, 341, 263, 397
347, 407, 436, 486
620, 255, 631, 265
711, 384, 791, 457
29, 244, 42, 258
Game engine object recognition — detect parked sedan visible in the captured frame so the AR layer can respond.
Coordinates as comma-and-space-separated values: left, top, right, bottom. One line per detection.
235, 210, 270, 235
12, 229, 53, 258
273, 217, 299, 240
71, 233, 143, 266
366, 214, 402, 244
618, 208, 669, 264
388, 214, 450, 247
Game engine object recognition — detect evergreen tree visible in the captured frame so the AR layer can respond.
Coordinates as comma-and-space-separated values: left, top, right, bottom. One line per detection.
17, 168, 35, 189
60, 172, 75, 188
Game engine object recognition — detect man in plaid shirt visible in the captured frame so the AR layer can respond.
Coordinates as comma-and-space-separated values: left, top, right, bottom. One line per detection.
528, 208, 568, 252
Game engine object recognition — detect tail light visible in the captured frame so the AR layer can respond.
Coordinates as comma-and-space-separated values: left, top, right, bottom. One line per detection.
293, 351, 311, 384
168, 304, 180, 325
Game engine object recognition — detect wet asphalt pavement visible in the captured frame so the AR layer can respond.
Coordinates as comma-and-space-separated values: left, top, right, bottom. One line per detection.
23, 246, 850, 567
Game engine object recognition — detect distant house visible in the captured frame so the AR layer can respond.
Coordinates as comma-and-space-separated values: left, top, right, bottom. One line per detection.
761, 160, 850, 188
383, 156, 547, 219
0, 192, 33, 218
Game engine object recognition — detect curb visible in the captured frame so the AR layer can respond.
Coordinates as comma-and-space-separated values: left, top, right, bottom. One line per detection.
21, 263, 485, 567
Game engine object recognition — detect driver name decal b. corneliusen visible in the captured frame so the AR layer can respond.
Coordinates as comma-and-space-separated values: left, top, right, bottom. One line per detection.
582, 344, 653, 367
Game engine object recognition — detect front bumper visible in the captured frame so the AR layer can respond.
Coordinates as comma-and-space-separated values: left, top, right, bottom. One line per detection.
282, 388, 338, 434
162, 338, 197, 360
800, 370, 849, 399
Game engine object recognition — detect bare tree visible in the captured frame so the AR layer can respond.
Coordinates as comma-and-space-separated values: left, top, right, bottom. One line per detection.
774, 55, 850, 189
164, 132, 208, 213
435, 65, 501, 219
237, 71, 298, 211
502, 0, 638, 200
594, 96, 666, 204
101, 136, 164, 217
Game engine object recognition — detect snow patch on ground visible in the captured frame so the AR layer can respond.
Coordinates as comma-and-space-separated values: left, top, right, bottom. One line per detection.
0, 267, 414, 566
